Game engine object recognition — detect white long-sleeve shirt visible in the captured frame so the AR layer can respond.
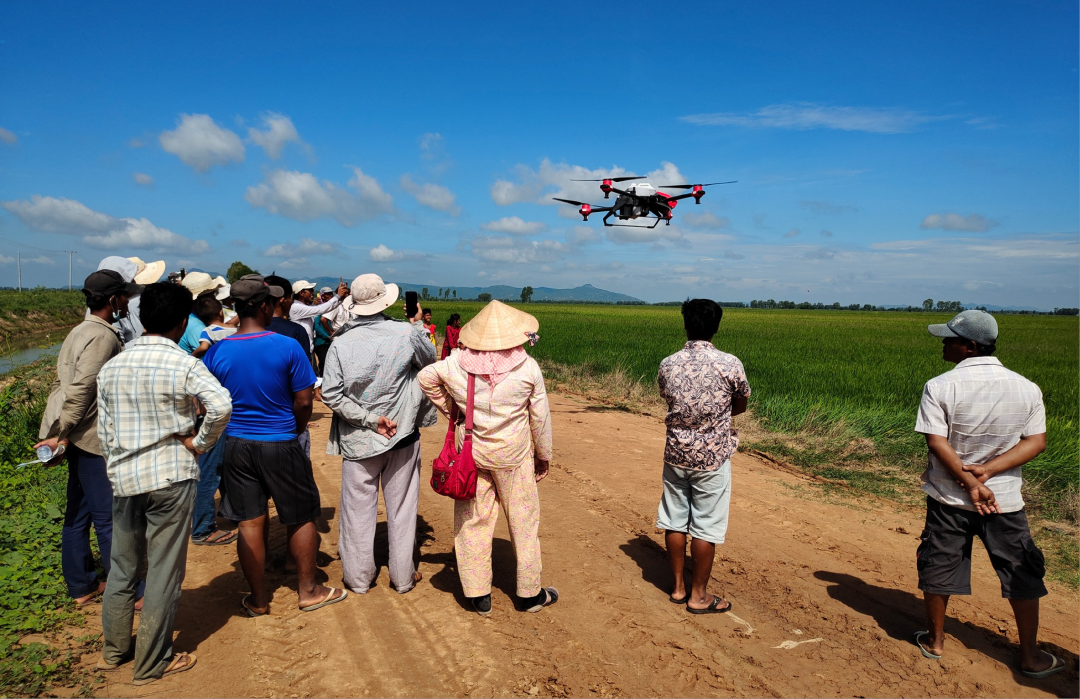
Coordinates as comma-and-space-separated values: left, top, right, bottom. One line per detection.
288, 295, 343, 349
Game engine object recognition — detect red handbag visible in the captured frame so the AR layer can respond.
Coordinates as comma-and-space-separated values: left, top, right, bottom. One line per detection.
430, 372, 477, 500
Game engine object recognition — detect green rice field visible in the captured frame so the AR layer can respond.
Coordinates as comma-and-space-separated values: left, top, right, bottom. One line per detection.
410, 302, 1079, 518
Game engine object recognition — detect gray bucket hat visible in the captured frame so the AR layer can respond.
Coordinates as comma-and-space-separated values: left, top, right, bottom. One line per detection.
928, 309, 998, 346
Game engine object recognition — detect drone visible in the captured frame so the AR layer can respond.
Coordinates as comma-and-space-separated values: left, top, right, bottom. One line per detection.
554, 176, 735, 228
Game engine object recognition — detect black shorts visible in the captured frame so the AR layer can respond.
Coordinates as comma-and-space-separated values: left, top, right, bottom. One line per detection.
219, 436, 321, 526
917, 496, 1047, 600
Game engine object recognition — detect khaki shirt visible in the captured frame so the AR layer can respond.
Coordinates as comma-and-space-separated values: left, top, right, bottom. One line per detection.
39, 316, 123, 455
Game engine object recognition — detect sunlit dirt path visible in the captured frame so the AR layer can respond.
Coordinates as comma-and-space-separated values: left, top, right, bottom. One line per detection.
84, 394, 1078, 698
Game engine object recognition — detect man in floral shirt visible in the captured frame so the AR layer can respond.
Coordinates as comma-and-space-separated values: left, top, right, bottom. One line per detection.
656, 299, 750, 614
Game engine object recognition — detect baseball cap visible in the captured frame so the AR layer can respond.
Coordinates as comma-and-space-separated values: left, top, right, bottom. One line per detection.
231, 274, 285, 303
319, 286, 333, 295
83, 270, 140, 297
928, 309, 998, 346
96, 256, 139, 283
292, 280, 317, 295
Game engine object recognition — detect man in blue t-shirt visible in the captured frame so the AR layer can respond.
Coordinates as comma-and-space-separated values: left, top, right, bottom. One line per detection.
204, 274, 348, 615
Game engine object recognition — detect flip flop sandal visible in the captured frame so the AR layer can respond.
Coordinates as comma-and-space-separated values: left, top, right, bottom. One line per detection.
132, 652, 197, 686
241, 594, 268, 617
669, 592, 688, 604
193, 530, 238, 546
471, 594, 493, 617
300, 587, 348, 612
686, 595, 733, 615
1021, 651, 1065, 679
914, 631, 942, 660
524, 587, 559, 613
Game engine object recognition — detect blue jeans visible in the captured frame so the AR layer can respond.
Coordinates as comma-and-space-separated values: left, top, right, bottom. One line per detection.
191, 437, 226, 540
62, 446, 113, 598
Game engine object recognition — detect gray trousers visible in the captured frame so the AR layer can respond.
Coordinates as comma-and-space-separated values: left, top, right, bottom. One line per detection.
102, 480, 195, 682
339, 440, 421, 594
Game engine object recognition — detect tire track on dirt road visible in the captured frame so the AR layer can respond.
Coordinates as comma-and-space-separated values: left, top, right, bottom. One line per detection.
90, 394, 1077, 698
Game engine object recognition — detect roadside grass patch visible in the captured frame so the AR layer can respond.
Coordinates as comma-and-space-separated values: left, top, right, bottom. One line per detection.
0, 360, 97, 696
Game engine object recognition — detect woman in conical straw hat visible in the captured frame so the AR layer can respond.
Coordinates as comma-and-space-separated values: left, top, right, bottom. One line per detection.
418, 300, 558, 616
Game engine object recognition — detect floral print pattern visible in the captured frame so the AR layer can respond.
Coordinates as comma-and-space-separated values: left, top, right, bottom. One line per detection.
657, 340, 751, 472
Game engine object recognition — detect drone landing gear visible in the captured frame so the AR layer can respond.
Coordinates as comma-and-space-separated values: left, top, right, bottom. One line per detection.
604, 219, 663, 229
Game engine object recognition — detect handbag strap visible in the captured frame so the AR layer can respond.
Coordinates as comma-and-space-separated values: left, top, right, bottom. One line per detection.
463, 373, 475, 436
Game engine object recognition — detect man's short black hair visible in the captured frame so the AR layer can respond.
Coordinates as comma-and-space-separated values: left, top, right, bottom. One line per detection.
83, 291, 112, 311
194, 294, 223, 325
975, 342, 996, 356
681, 298, 723, 341
264, 274, 292, 300
140, 282, 192, 334
235, 296, 273, 319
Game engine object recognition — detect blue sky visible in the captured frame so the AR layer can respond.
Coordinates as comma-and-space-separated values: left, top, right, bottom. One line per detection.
1, 2, 1077, 306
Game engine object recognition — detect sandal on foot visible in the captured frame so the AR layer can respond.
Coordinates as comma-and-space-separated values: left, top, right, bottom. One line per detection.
193, 529, 237, 546
241, 594, 267, 617
132, 652, 196, 686
300, 587, 347, 612
524, 587, 559, 613
1021, 651, 1065, 679
686, 595, 732, 615
914, 631, 942, 660
470, 594, 493, 617
669, 592, 688, 604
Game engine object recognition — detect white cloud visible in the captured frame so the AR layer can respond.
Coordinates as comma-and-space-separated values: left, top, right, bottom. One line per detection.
159, 114, 245, 172
481, 216, 547, 236
820, 229, 834, 237
680, 103, 946, 134
606, 224, 684, 245
128, 137, 144, 148
0, 254, 12, 264
723, 250, 745, 260
0, 195, 208, 252
469, 235, 569, 264
370, 244, 402, 262
783, 228, 801, 239
490, 159, 687, 212
247, 112, 306, 159
133, 172, 154, 186
264, 238, 339, 258
681, 211, 731, 230
566, 225, 600, 245
920, 212, 998, 233
245, 168, 393, 225
27, 256, 54, 265
399, 175, 459, 214
0, 127, 16, 145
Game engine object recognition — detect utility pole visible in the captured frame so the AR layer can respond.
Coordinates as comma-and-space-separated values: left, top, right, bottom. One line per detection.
64, 250, 76, 290
17, 252, 21, 292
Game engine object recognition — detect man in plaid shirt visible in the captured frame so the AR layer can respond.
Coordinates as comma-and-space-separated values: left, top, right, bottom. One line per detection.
95, 282, 232, 686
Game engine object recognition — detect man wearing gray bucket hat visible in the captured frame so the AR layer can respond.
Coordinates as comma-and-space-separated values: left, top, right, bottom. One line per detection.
912, 310, 1061, 678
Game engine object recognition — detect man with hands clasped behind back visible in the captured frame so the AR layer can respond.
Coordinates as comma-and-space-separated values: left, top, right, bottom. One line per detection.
913, 310, 1062, 678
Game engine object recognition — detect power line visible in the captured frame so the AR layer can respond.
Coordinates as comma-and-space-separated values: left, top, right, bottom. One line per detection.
0, 236, 72, 254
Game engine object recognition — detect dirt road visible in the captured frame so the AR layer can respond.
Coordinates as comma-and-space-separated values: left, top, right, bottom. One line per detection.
86, 394, 1078, 698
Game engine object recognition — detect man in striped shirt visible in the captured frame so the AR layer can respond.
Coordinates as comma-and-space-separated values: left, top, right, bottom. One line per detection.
913, 310, 1060, 678
96, 282, 232, 685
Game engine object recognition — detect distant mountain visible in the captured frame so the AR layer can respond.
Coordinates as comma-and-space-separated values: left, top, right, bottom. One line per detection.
309, 278, 643, 304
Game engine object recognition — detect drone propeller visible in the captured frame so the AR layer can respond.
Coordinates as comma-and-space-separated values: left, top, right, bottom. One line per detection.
569, 176, 645, 182
553, 198, 592, 206
658, 180, 738, 189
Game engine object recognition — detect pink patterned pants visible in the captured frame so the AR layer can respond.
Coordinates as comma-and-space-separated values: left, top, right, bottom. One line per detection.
454, 464, 542, 598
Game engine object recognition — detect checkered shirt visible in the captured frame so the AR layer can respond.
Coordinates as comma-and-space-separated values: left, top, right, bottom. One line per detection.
97, 336, 232, 497
915, 356, 1045, 513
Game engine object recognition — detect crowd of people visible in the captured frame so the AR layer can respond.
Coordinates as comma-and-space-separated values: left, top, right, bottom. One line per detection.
27, 255, 1063, 685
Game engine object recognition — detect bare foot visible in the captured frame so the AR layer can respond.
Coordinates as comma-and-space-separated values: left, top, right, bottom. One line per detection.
74, 581, 106, 606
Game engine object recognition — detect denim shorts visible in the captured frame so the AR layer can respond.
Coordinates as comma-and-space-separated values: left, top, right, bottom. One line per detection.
656, 460, 731, 544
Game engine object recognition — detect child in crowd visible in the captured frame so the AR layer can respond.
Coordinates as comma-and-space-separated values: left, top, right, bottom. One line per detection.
192, 296, 237, 358
422, 309, 437, 347
440, 313, 461, 360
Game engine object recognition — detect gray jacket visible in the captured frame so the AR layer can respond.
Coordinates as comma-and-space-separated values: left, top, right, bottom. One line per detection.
322, 313, 437, 460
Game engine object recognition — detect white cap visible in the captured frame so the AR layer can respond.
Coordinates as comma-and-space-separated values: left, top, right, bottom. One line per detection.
292, 280, 317, 295
348, 274, 399, 315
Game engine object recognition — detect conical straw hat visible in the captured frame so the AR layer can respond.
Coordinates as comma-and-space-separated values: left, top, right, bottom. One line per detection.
458, 300, 539, 351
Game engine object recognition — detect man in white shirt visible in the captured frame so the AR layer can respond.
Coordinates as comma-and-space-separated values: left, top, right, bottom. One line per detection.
288, 279, 348, 350
913, 310, 1060, 678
